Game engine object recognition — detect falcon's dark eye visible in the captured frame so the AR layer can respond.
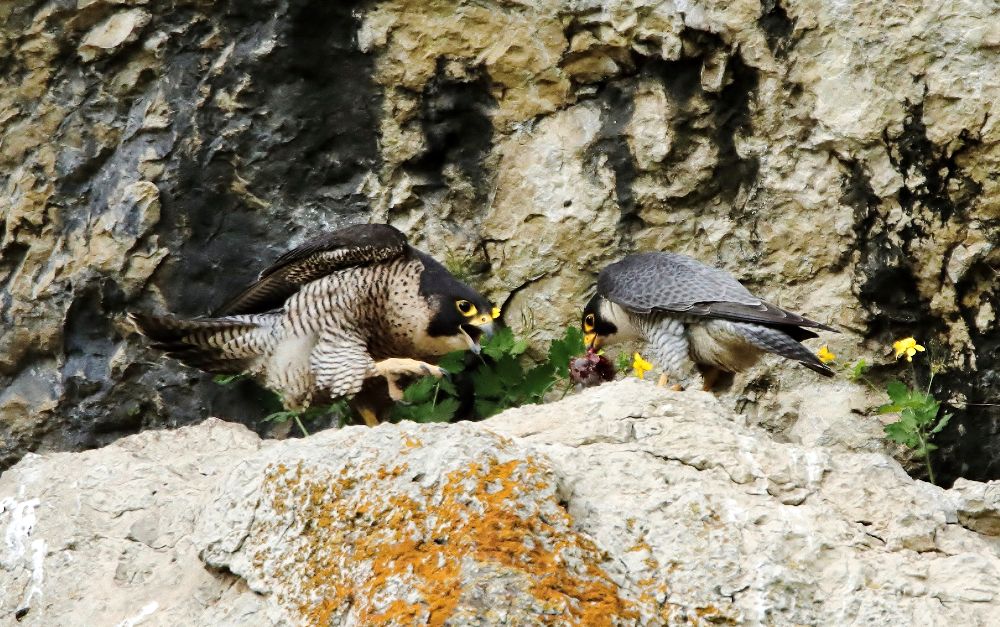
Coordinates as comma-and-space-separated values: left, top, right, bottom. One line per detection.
455, 299, 477, 316
583, 314, 595, 332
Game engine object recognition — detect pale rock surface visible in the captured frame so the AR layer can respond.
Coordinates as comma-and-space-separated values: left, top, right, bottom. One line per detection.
3, 381, 1000, 625
77, 9, 151, 61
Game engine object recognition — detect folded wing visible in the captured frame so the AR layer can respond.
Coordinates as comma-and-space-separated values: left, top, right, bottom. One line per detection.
215, 223, 408, 315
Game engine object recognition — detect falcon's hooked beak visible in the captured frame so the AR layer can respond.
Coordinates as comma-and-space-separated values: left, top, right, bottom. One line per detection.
584, 332, 601, 349
460, 307, 498, 354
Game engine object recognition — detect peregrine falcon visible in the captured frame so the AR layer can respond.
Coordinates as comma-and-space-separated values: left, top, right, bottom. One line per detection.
581, 252, 836, 389
129, 224, 496, 424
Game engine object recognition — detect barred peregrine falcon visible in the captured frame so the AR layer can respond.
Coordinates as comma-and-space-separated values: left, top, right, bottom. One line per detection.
582, 252, 836, 389
129, 224, 496, 423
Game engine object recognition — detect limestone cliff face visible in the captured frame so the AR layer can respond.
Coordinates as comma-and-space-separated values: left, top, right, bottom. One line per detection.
1, 1, 998, 481
2, 382, 1000, 625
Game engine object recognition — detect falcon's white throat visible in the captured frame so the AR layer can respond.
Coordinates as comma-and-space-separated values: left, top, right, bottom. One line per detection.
599, 300, 642, 344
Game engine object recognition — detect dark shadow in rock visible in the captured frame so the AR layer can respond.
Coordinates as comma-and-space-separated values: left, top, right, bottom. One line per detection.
403, 59, 497, 199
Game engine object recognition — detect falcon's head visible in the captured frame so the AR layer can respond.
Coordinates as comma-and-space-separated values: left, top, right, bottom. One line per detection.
581, 293, 639, 349
417, 252, 497, 355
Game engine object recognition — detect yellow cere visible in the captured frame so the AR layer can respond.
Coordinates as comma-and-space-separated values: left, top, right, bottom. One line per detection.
632, 352, 654, 380
817, 345, 836, 364
892, 337, 925, 362
491, 306, 501, 319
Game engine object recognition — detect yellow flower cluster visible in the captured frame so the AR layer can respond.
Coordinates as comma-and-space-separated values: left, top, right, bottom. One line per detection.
893, 337, 925, 362
632, 352, 654, 379
816, 345, 836, 364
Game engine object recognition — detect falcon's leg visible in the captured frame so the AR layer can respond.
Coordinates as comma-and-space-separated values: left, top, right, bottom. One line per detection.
350, 377, 396, 427
358, 407, 380, 427
701, 366, 723, 391
655, 373, 684, 391
646, 319, 704, 391
309, 332, 376, 403
373, 358, 448, 401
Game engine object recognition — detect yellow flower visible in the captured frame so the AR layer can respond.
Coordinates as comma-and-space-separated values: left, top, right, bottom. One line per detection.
632, 352, 654, 380
892, 337, 925, 362
817, 345, 836, 364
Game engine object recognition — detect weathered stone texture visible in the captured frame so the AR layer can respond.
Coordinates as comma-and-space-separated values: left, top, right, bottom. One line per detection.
3, 382, 1000, 625
1, 0, 998, 482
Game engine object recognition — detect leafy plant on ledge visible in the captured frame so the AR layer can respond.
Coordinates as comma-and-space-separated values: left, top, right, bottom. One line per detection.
390, 325, 587, 423
212, 325, 588, 431
815, 337, 951, 485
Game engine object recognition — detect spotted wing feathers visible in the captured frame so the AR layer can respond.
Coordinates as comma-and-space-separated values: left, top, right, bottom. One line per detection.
216, 223, 408, 315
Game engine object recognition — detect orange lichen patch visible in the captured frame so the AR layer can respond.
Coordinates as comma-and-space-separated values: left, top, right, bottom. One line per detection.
403, 435, 423, 449
252, 451, 639, 626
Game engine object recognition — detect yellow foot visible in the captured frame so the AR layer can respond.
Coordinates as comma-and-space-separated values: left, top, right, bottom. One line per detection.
358, 407, 380, 427
655, 373, 684, 391
373, 358, 448, 401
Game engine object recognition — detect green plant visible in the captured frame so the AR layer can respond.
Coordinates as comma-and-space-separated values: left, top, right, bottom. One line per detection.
389, 325, 586, 423
211, 325, 590, 432
614, 351, 632, 374
819, 338, 950, 484
845, 358, 870, 382
391, 370, 462, 423
212, 373, 246, 385
264, 399, 353, 437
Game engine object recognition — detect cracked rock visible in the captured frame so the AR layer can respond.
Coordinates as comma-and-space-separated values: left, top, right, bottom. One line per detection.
2, 381, 999, 625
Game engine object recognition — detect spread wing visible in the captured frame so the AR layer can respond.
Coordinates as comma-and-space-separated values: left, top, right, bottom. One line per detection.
597, 252, 836, 336
215, 223, 408, 315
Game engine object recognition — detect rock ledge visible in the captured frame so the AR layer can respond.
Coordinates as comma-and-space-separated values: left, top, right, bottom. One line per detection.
2, 380, 999, 625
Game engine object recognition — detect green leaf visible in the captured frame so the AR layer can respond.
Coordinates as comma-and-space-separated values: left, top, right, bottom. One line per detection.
264, 410, 297, 424
548, 326, 585, 378
510, 338, 529, 356
847, 359, 869, 381
471, 368, 505, 398
912, 405, 939, 426
482, 327, 516, 359
615, 351, 632, 374
474, 399, 501, 418
930, 412, 952, 435
885, 380, 909, 405
437, 377, 458, 397
884, 421, 920, 448
409, 397, 461, 423
521, 363, 555, 401
402, 377, 438, 403
494, 354, 524, 385
877, 403, 902, 414
213, 374, 245, 385
438, 351, 467, 374
897, 408, 920, 429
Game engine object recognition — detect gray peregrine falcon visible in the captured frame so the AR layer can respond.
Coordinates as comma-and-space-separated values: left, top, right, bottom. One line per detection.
129, 224, 496, 423
581, 252, 835, 389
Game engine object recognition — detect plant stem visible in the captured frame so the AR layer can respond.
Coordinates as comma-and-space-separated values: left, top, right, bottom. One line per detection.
915, 429, 936, 485
294, 415, 310, 438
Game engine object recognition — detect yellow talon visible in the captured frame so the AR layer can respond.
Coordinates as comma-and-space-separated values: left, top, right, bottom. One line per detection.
359, 407, 379, 427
